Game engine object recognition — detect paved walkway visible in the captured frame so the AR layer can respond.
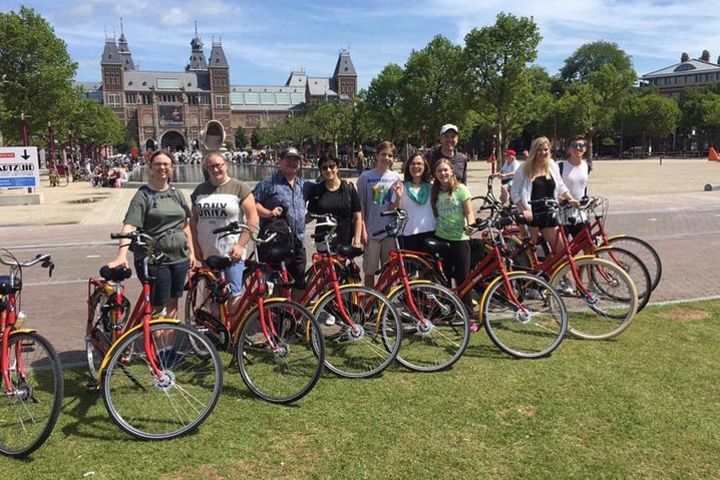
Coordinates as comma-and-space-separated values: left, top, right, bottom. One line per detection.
0, 158, 719, 361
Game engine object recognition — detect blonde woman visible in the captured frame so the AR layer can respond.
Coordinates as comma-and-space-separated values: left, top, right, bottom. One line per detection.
510, 136, 578, 253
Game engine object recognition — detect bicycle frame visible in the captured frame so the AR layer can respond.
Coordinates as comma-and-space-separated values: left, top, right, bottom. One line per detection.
0, 294, 36, 393
297, 252, 359, 329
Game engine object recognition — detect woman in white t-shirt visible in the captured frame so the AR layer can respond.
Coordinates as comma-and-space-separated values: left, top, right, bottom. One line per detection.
391, 153, 435, 253
558, 135, 590, 236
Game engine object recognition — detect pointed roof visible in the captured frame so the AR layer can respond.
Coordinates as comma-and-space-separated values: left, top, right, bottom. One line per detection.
101, 37, 122, 65
187, 24, 208, 72
333, 50, 356, 77
285, 70, 307, 87
208, 40, 229, 68
116, 19, 135, 71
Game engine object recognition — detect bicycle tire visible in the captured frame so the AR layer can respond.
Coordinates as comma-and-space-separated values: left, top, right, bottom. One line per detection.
481, 272, 568, 358
86, 288, 130, 380
595, 246, 652, 313
236, 300, 324, 404
387, 281, 470, 371
102, 323, 222, 440
605, 235, 662, 291
312, 285, 402, 378
0, 332, 63, 457
550, 258, 638, 340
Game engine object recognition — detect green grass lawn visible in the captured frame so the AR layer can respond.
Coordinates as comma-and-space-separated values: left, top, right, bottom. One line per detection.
3, 300, 720, 479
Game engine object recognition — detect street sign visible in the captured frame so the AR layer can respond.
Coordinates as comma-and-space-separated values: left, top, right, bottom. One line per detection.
0, 147, 40, 189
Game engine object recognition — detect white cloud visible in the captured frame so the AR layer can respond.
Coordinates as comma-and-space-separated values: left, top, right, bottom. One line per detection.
161, 7, 190, 27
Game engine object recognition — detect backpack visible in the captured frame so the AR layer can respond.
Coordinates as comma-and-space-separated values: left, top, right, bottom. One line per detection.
257, 214, 295, 264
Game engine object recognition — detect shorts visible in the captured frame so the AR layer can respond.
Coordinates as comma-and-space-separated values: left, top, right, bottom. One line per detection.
286, 238, 307, 290
134, 257, 189, 308
224, 260, 245, 297
530, 209, 559, 229
363, 237, 395, 276
399, 231, 434, 254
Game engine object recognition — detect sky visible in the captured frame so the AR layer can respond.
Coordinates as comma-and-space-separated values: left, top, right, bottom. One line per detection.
4, 0, 720, 88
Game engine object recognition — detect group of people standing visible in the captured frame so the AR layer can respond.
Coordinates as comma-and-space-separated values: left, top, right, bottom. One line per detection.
106, 123, 590, 317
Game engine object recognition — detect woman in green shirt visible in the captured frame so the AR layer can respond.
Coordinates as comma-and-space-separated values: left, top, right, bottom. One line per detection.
106, 151, 195, 318
431, 158, 474, 295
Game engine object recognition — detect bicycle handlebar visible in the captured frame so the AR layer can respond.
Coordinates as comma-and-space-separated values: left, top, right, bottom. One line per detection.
0, 253, 54, 277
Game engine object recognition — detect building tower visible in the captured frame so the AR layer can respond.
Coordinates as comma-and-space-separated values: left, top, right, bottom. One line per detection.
117, 18, 136, 71
208, 39, 232, 144
100, 36, 125, 124
332, 50, 357, 102
186, 22, 208, 72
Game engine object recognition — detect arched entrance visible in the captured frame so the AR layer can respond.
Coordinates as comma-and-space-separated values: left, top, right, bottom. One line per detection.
160, 131, 186, 151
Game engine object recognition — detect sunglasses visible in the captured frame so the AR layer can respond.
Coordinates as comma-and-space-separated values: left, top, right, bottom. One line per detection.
206, 163, 226, 170
320, 164, 337, 171
571, 142, 586, 149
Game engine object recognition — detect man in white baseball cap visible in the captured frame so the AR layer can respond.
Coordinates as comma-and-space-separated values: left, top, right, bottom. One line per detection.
430, 123, 467, 184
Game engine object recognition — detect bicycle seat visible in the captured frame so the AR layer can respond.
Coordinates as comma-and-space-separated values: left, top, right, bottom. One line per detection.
338, 245, 363, 258
423, 238, 450, 255
206, 256, 233, 270
99, 266, 132, 282
0, 275, 21, 294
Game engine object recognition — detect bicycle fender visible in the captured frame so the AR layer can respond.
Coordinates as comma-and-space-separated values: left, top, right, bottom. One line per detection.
309, 284, 363, 314
97, 319, 181, 377
548, 255, 597, 282
8, 328, 37, 337
229, 298, 288, 344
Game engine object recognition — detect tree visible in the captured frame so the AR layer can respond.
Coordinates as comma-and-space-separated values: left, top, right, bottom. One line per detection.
234, 128, 248, 149
0, 6, 78, 144
305, 101, 352, 157
250, 127, 263, 149
401, 35, 465, 148
462, 12, 543, 154
69, 100, 124, 149
616, 90, 681, 153
364, 63, 407, 144
560, 41, 633, 84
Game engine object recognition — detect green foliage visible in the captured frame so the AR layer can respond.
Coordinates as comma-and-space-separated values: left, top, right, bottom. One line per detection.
618, 91, 681, 139
462, 12, 543, 149
234, 127, 248, 149
400, 35, 465, 143
250, 127, 263, 149
560, 40, 634, 83
364, 63, 407, 143
69, 100, 124, 146
0, 6, 78, 144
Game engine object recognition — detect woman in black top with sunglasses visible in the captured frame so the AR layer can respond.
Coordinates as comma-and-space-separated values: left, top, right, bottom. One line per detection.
307, 153, 363, 252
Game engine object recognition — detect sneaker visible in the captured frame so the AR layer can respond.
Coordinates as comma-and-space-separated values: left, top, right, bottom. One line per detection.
247, 332, 267, 347
558, 279, 575, 296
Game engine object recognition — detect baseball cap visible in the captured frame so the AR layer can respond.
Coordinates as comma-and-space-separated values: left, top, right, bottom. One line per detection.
440, 124, 459, 135
504, 149, 516, 157
281, 147, 301, 158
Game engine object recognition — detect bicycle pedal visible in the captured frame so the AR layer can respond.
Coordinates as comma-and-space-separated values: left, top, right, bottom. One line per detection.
85, 377, 101, 392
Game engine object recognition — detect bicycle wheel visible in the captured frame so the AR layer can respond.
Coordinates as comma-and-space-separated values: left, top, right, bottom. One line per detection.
387, 281, 470, 371
312, 285, 402, 378
481, 272, 568, 358
236, 300, 324, 404
0, 332, 63, 457
102, 323, 222, 440
550, 258, 638, 340
595, 246, 652, 313
86, 288, 129, 379
184, 274, 228, 352
606, 235, 662, 291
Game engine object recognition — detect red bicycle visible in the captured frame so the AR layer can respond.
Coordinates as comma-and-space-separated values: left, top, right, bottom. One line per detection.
184, 222, 325, 404
86, 232, 223, 440
0, 250, 62, 457
297, 214, 402, 379
365, 209, 471, 372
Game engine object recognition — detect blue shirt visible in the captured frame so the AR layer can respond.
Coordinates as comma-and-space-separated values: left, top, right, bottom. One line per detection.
253, 171, 311, 241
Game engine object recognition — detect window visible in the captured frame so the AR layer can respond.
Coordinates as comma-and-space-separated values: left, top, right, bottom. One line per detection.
199, 94, 210, 105
125, 93, 139, 104
260, 92, 275, 105
157, 78, 181, 90
231, 92, 244, 105
141, 93, 153, 105
106, 93, 122, 107
244, 92, 260, 104
290, 93, 304, 104
215, 95, 228, 108
188, 94, 198, 105
275, 92, 291, 105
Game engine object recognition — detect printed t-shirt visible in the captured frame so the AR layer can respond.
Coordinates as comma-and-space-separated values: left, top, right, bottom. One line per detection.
191, 178, 252, 258
434, 184, 472, 241
357, 169, 402, 240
